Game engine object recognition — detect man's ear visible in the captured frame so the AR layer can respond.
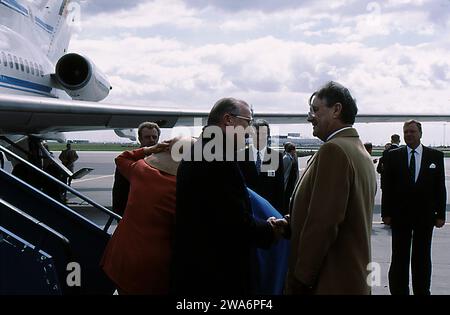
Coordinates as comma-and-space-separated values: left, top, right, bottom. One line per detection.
333, 102, 343, 119
223, 113, 233, 126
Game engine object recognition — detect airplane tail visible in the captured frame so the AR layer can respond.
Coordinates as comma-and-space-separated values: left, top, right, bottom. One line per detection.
33, 0, 77, 63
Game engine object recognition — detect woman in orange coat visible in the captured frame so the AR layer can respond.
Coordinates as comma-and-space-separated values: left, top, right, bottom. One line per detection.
101, 140, 181, 294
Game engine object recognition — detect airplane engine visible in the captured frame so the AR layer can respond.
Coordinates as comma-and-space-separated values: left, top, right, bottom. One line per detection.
54, 53, 111, 102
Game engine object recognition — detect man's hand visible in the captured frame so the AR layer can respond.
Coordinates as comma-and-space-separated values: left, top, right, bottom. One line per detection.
382, 216, 392, 226
144, 141, 170, 155
273, 218, 289, 233
267, 217, 286, 241
435, 219, 445, 228
267, 217, 289, 240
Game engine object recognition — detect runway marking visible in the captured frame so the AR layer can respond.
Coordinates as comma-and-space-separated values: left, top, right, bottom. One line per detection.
72, 175, 114, 184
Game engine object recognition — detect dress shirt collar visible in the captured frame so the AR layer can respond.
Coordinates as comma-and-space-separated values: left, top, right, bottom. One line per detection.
407, 144, 423, 156
326, 126, 353, 142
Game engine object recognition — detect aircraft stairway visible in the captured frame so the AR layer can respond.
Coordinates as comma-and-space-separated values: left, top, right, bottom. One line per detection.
0, 224, 61, 295
0, 144, 121, 294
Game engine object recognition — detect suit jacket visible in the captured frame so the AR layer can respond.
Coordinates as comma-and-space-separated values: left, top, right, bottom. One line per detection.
376, 144, 398, 189
286, 128, 377, 295
283, 153, 299, 211
171, 133, 274, 295
112, 168, 129, 217
58, 149, 78, 171
382, 145, 446, 224
239, 147, 285, 214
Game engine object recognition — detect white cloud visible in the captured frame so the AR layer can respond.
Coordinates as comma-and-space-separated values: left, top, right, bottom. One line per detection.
80, 0, 203, 30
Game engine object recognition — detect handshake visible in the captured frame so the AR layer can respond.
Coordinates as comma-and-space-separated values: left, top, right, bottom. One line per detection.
267, 215, 290, 241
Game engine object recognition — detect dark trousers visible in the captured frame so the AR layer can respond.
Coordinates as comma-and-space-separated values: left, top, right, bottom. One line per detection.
388, 221, 434, 295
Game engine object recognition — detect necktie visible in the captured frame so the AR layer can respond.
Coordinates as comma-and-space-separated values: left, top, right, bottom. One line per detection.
256, 150, 262, 175
409, 149, 416, 183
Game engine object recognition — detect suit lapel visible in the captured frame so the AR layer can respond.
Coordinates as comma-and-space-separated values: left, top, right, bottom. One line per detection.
401, 147, 411, 184
289, 152, 318, 215
416, 146, 428, 185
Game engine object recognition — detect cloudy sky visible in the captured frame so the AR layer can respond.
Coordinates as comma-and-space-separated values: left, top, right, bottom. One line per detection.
65, 0, 450, 145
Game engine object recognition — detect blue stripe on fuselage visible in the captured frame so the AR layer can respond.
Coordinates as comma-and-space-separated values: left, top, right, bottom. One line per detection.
0, 0, 29, 16
35, 17, 54, 34
0, 83, 53, 97
0, 75, 52, 93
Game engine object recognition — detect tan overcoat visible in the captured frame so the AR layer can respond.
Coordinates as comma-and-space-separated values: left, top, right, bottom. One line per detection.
285, 128, 377, 295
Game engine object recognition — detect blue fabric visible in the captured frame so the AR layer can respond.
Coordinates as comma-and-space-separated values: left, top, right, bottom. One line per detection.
247, 188, 290, 295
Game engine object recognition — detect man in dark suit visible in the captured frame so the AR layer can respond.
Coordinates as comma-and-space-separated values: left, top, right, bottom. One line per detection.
383, 120, 446, 295
377, 134, 400, 189
282, 142, 299, 212
172, 98, 282, 295
239, 119, 285, 214
112, 122, 160, 216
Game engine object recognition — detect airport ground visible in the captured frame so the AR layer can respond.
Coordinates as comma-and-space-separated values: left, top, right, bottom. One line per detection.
5, 151, 450, 295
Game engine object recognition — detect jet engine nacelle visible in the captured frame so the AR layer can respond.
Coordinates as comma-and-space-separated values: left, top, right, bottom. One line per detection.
54, 53, 111, 102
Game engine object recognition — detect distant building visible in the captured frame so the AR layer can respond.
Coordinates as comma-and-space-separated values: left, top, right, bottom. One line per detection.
270, 135, 322, 148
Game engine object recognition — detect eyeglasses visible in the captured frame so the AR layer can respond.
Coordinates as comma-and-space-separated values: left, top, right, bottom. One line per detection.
229, 113, 253, 125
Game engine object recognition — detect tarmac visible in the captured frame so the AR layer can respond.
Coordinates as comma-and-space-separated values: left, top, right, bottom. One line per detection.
61, 152, 450, 295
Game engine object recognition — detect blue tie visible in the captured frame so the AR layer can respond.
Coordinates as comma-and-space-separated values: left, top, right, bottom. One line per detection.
256, 150, 262, 175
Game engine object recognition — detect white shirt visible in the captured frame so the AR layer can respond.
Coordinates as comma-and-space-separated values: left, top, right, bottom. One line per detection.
326, 127, 353, 142
407, 144, 423, 183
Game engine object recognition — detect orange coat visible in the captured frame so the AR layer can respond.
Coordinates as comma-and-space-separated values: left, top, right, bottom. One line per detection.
100, 148, 176, 294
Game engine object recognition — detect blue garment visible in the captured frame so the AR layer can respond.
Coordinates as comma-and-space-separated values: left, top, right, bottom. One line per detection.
247, 188, 290, 295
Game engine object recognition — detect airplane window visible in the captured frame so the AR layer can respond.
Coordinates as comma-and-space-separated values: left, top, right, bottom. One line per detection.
13, 56, 19, 70
24, 59, 30, 73
1, 52, 6, 66
34, 62, 39, 76
39, 64, 44, 77
19, 57, 25, 72
7, 54, 13, 68
30, 62, 35, 75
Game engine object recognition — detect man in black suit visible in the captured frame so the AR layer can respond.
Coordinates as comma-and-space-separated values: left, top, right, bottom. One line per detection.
282, 142, 299, 212
377, 134, 400, 189
378, 134, 401, 215
239, 119, 285, 214
111, 121, 160, 216
382, 120, 446, 295
172, 98, 282, 295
